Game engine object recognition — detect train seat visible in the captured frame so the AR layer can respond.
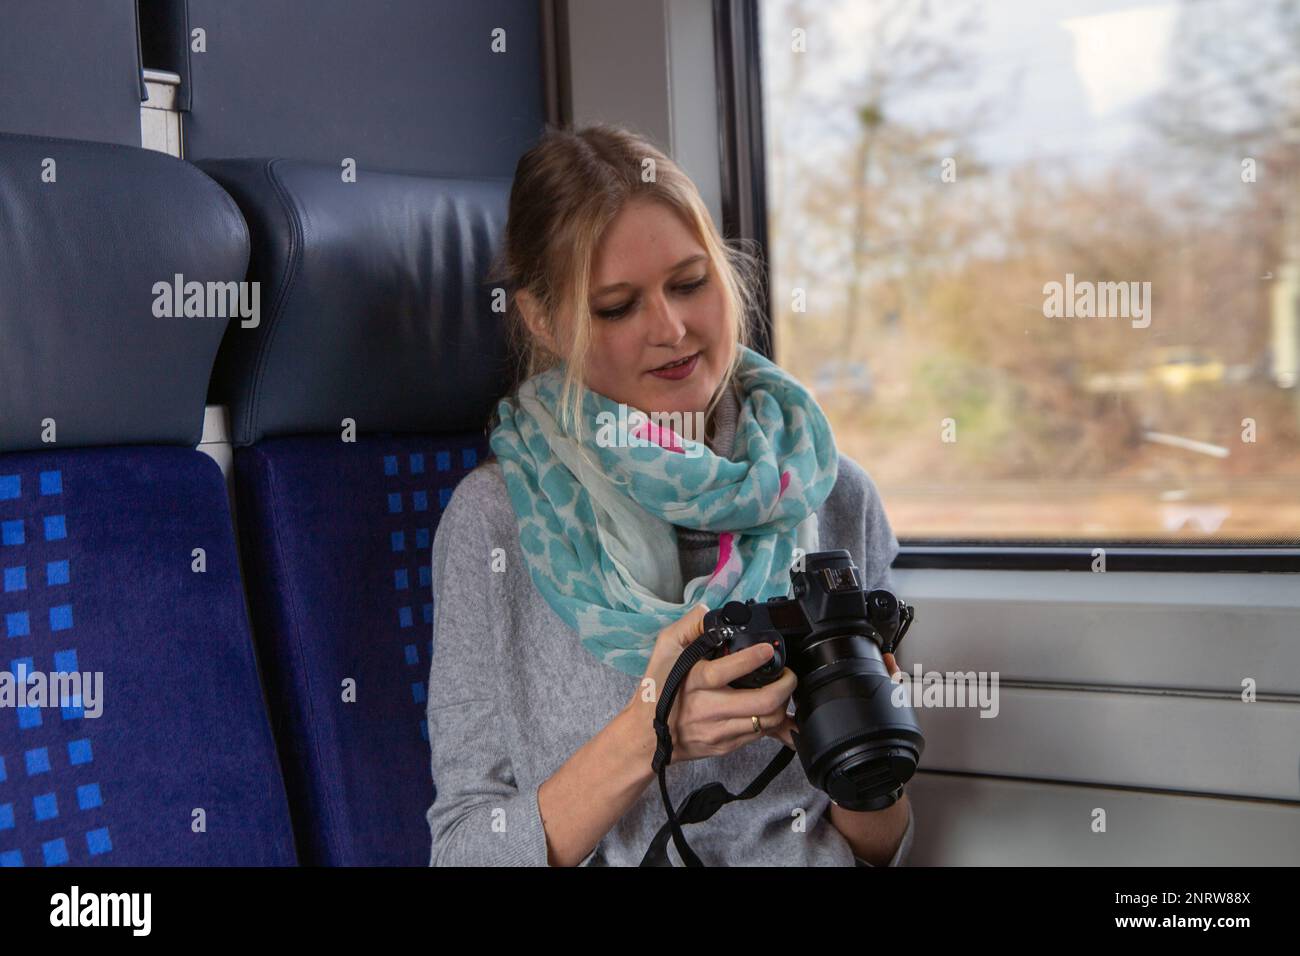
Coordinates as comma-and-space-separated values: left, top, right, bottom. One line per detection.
0, 132, 297, 866
197, 157, 509, 865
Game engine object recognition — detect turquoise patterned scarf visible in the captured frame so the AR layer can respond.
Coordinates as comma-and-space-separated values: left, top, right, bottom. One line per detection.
488, 345, 839, 677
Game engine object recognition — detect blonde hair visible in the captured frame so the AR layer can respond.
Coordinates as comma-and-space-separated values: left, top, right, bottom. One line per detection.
486, 122, 763, 447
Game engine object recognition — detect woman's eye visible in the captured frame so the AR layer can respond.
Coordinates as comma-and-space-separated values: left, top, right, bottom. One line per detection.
593, 276, 708, 320
595, 302, 632, 320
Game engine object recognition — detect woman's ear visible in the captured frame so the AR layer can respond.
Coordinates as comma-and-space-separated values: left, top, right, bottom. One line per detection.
516, 289, 558, 356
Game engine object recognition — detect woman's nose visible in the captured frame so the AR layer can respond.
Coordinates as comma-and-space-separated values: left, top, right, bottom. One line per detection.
645, 292, 687, 346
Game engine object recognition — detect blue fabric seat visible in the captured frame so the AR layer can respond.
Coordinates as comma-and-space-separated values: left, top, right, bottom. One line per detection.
0, 448, 297, 866
0, 132, 297, 866
232, 435, 486, 865
200, 158, 510, 864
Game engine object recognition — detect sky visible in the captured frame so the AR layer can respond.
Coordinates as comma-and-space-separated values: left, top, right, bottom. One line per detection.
761, 0, 1194, 173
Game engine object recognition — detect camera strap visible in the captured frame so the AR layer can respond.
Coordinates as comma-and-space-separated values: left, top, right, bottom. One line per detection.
640, 746, 795, 866
638, 626, 797, 867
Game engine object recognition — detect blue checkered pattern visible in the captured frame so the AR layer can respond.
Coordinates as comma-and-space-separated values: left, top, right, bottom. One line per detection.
0, 447, 297, 865
384, 447, 478, 742
232, 434, 486, 865
0, 469, 109, 866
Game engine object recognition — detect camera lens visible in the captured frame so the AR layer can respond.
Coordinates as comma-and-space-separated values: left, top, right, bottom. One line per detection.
789, 635, 922, 810
786, 553, 924, 811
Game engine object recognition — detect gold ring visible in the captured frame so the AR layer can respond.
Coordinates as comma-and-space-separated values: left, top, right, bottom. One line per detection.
751, 715, 762, 734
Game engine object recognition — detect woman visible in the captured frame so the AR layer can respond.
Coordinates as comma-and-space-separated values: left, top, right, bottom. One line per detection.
427, 124, 914, 866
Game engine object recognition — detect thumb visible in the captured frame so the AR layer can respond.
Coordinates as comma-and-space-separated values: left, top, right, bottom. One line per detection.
883, 651, 901, 678
672, 603, 710, 648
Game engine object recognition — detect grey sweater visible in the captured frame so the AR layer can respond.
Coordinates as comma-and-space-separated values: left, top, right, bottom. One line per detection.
426, 386, 914, 866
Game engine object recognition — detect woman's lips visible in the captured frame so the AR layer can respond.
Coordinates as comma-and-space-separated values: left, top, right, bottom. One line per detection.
648, 352, 700, 380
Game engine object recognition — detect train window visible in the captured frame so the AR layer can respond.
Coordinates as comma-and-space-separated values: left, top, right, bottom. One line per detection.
758, 0, 1300, 546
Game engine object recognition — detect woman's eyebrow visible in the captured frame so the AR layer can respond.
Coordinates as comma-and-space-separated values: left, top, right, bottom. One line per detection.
591, 254, 707, 296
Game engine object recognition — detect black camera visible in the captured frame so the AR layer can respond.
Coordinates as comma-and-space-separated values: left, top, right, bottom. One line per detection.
700, 549, 924, 811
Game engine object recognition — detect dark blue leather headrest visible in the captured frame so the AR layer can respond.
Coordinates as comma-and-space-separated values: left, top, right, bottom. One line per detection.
0, 3, 145, 145
0, 133, 250, 453
179, 0, 543, 177
197, 159, 512, 446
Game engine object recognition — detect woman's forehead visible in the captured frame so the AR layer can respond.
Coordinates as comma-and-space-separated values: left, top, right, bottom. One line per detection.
590, 203, 704, 284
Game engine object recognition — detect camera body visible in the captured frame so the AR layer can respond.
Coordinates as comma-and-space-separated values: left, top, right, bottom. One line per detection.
701, 549, 924, 811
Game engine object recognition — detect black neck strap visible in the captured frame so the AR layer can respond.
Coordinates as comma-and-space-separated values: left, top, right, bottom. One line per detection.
639, 627, 796, 867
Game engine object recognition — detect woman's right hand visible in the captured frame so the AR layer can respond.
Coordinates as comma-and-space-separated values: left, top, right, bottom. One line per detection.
625, 603, 798, 765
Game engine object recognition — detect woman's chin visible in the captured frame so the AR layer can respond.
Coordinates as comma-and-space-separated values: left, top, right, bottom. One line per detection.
642, 382, 713, 419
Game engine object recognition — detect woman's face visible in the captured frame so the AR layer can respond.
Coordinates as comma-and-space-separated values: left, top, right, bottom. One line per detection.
577, 198, 732, 420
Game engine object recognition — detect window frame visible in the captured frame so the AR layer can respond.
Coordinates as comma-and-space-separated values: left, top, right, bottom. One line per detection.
714, 0, 1300, 573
